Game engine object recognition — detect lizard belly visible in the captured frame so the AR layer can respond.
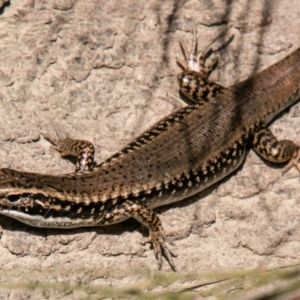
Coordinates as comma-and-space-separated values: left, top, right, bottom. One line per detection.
147, 142, 247, 209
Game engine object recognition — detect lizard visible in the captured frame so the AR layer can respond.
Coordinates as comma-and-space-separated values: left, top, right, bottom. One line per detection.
0, 28, 300, 271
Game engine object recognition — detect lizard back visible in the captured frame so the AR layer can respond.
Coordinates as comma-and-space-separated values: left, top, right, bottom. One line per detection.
1, 48, 300, 209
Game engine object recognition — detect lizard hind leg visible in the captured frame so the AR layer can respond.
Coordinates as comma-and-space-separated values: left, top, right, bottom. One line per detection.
252, 125, 300, 174
176, 25, 224, 104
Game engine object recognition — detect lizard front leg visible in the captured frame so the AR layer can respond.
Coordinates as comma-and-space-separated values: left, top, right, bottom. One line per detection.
99, 200, 175, 271
252, 125, 300, 173
52, 137, 95, 172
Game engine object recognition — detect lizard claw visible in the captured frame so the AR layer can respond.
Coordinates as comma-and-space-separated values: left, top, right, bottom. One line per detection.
147, 228, 177, 271
177, 25, 219, 77
176, 24, 224, 104
282, 147, 300, 174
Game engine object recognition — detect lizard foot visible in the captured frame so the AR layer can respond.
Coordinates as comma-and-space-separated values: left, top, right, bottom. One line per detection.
102, 201, 177, 271
142, 227, 177, 271
176, 24, 223, 104
283, 147, 300, 174
176, 25, 218, 77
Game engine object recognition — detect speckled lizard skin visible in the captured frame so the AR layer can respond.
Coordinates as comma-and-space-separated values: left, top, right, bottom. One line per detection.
0, 29, 300, 270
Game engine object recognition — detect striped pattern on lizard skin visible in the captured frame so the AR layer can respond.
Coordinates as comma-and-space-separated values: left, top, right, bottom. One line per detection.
0, 28, 300, 270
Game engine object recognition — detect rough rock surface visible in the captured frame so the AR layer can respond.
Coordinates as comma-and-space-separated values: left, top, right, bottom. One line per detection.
0, 0, 299, 299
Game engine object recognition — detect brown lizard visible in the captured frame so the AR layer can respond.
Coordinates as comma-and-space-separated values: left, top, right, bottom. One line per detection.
0, 29, 300, 271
